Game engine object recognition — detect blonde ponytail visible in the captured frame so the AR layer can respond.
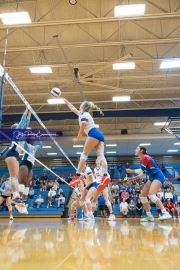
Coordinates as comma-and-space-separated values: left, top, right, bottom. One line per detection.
83, 101, 104, 116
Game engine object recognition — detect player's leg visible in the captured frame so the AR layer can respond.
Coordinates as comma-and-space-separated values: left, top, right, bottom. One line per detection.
139, 181, 154, 222
6, 197, 13, 220
19, 165, 28, 199
102, 187, 115, 221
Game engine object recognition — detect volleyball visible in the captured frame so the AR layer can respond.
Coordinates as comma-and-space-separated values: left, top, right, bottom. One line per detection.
51, 88, 61, 98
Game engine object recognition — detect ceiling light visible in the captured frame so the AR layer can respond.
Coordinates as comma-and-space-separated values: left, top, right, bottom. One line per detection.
42, 146, 52, 149
113, 62, 135, 70
163, 156, 172, 157
113, 96, 130, 101
0, 12, 31, 25
114, 4, 145, 17
139, 143, 151, 146
174, 143, 180, 145
19, 153, 24, 156
47, 153, 57, 155
77, 152, 83, 154
160, 60, 180, 69
30, 67, 52, 73
167, 150, 178, 152
69, 0, 77, 5
53, 159, 62, 160
106, 144, 117, 147
47, 99, 65, 104
106, 151, 116, 154
73, 145, 84, 148
154, 122, 169, 126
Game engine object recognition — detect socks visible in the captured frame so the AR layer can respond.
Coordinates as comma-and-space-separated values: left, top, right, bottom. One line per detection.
161, 209, 166, 214
147, 212, 151, 215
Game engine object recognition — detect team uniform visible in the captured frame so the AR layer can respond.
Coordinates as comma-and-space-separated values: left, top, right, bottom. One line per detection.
81, 166, 98, 190
5, 113, 30, 160
136, 154, 171, 222
20, 138, 43, 170
140, 155, 165, 184
94, 166, 103, 184
0, 181, 12, 199
79, 112, 104, 142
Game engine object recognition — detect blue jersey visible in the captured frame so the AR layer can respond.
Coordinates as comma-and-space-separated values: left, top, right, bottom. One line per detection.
98, 195, 105, 205
141, 155, 160, 176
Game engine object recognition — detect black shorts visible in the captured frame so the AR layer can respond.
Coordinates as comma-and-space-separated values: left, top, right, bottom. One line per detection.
99, 205, 105, 211
0, 195, 11, 199
20, 160, 33, 171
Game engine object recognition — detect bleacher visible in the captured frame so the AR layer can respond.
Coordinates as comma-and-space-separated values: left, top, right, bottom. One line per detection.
0, 184, 71, 218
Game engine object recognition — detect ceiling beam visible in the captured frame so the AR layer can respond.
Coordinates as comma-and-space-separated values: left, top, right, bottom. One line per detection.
0, 12, 180, 30
1, 37, 180, 52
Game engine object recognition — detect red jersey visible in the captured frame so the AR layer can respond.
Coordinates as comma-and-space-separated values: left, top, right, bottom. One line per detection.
164, 201, 174, 211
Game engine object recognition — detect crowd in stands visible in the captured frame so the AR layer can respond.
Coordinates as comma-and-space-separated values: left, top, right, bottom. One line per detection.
0, 173, 67, 212
111, 177, 180, 218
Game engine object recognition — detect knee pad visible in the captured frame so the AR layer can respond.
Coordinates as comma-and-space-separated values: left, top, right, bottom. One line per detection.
10, 177, 18, 186
140, 196, 148, 204
97, 155, 105, 163
149, 195, 159, 203
80, 153, 87, 161
23, 187, 29, 196
19, 184, 25, 193
79, 201, 85, 206
105, 200, 111, 207
92, 202, 97, 207
85, 198, 91, 204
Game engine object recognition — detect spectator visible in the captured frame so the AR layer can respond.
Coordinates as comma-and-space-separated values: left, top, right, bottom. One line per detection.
68, 174, 73, 183
135, 183, 140, 194
129, 200, 136, 218
33, 175, 39, 180
120, 198, 129, 218
47, 180, 54, 191
58, 188, 65, 197
47, 194, 54, 208
164, 188, 173, 202
125, 162, 130, 176
109, 165, 115, 180
130, 190, 138, 202
98, 193, 106, 217
136, 198, 143, 217
177, 173, 180, 186
119, 184, 125, 196
34, 195, 44, 210
28, 187, 34, 198
53, 180, 59, 191
112, 190, 119, 204
61, 175, 66, 184
57, 194, 65, 208
0, 175, 6, 184
174, 201, 180, 218
56, 175, 61, 184
163, 199, 174, 217
42, 180, 47, 191
48, 187, 56, 198
178, 193, 180, 206
127, 184, 134, 194
111, 183, 119, 192
41, 173, 48, 181
121, 188, 129, 203
36, 178, 41, 189
117, 164, 123, 180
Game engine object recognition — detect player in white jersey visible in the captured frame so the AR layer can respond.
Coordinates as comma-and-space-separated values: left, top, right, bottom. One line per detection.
77, 164, 98, 221
68, 181, 89, 221
19, 137, 43, 203
0, 179, 13, 220
93, 160, 116, 221
4, 107, 31, 210
63, 99, 110, 190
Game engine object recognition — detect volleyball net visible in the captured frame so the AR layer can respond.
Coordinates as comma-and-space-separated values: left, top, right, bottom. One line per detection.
0, 65, 77, 187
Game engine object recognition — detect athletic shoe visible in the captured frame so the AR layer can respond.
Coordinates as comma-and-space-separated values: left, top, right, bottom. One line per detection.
15, 205, 28, 214
12, 197, 25, 207
79, 216, 87, 221
68, 216, 74, 221
84, 215, 95, 221
108, 214, 116, 221
97, 175, 111, 191
140, 214, 154, 222
158, 212, 172, 221
69, 176, 80, 187
9, 215, 13, 220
